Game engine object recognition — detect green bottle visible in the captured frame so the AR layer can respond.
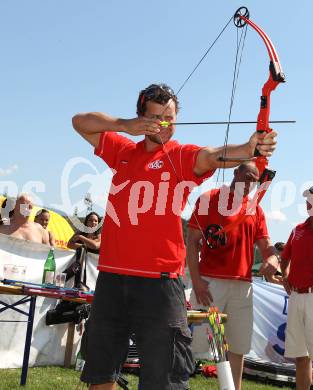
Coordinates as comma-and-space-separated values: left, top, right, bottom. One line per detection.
75, 350, 85, 371
42, 247, 56, 285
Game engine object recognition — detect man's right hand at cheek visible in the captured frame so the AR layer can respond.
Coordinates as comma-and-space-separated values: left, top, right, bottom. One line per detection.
121, 118, 161, 136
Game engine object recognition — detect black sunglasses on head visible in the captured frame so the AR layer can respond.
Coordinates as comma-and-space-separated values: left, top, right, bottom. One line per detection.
142, 84, 176, 100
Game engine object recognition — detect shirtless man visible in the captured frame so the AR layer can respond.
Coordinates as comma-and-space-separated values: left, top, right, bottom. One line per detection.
0, 194, 49, 245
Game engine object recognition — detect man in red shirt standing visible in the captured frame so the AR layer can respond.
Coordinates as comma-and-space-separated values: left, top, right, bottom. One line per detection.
72, 84, 276, 390
187, 162, 277, 390
277, 187, 313, 390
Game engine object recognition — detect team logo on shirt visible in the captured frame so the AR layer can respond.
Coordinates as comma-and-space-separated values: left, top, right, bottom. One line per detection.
148, 160, 164, 169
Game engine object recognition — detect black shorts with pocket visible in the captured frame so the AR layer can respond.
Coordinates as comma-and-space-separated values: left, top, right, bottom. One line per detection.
81, 272, 194, 389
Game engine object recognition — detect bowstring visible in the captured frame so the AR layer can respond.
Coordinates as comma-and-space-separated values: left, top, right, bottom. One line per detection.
156, 14, 234, 245
213, 25, 247, 237
175, 15, 234, 97
157, 15, 248, 246
215, 24, 247, 187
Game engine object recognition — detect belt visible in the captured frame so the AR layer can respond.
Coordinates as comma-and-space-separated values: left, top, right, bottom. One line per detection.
160, 272, 179, 279
291, 286, 313, 294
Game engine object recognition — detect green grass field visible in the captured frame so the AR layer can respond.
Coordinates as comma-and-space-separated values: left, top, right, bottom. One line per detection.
0, 366, 294, 390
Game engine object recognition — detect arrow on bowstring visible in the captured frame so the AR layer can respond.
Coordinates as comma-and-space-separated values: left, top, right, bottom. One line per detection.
160, 120, 295, 127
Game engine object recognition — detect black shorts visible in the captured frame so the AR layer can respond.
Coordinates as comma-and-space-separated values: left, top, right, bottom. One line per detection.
81, 272, 194, 389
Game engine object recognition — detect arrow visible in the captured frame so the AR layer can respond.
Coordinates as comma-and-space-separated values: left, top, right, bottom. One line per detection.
160, 120, 295, 127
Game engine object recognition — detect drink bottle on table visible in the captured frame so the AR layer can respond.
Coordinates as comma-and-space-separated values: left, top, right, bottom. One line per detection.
42, 247, 56, 285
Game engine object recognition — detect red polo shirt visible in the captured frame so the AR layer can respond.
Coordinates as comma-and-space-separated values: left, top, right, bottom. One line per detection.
95, 132, 214, 278
281, 218, 313, 289
188, 187, 269, 281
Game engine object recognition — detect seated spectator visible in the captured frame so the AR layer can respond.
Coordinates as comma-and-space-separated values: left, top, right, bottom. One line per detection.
34, 209, 56, 247
67, 212, 101, 254
0, 194, 49, 245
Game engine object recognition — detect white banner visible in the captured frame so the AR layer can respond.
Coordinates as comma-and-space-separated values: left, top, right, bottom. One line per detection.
0, 233, 99, 368
248, 278, 293, 364
0, 234, 293, 368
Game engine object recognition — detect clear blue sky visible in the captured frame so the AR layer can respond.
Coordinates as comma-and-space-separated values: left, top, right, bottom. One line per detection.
0, 0, 312, 243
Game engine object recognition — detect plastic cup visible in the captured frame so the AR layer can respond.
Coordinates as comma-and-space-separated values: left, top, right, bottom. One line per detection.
55, 273, 67, 288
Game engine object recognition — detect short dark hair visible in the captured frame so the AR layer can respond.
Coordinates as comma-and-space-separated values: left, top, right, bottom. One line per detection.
238, 162, 257, 172
34, 208, 50, 219
136, 83, 179, 116
274, 242, 285, 252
